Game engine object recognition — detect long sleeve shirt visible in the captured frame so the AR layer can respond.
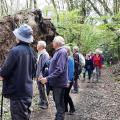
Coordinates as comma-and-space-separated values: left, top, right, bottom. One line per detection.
47, 47, 68, 88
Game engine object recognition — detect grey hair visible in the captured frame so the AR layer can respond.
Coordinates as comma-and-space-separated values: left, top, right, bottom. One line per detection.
64, 45, 71, 55
53, 36, 65, 46
73, 46, 79, 52
38, 40, 46, 48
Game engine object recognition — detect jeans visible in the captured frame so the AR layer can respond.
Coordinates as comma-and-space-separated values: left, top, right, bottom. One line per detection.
37, 81, 48, 106
83, 69, 92, 80
96, 66, 101, 80
10, 98, 32, 120
73, 71, 80, 92
52, 87, 65, 120
93, 66, 101, 81
64, 81, 75, 112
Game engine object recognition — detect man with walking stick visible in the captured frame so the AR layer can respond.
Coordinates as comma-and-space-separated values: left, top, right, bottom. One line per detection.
39, 36, 68, 120
36, 40, 49, 109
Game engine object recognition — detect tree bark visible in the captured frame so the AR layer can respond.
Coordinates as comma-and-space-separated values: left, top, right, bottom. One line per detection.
114, 0, 120, 14
98, 0, 113, 15
33, 0, 37, 9
0, 0, 8, 16
65, 0, 71, 11
69, 0, 74, 10
26, 0, 29, 8
86, 0, 102, 16
51, 0, 59, 22
30, 0, 33, 9
86, 0, 108, 23
80, 0, 86, 24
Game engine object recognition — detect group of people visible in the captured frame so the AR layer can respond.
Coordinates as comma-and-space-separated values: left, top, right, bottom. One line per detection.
0, 24, 104, 120
82, 49, 104, 83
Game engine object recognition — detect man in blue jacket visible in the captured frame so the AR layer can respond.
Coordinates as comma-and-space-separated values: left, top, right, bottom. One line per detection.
0, 24, 36, 120
36, 40, 49, 109
39, 36, 68, 120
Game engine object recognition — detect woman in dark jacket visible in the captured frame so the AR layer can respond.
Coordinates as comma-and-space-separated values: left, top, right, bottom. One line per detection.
64, 46, 75, 114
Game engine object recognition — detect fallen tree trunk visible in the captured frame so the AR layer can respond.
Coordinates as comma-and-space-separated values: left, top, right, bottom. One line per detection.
0, 9, 57, 66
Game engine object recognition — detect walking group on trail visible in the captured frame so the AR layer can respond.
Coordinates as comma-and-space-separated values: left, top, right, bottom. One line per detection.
0, 24, 104, 120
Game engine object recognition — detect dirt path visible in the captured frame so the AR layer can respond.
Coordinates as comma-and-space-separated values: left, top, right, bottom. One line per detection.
1, 68, 120, 120
31, 68, 120, 120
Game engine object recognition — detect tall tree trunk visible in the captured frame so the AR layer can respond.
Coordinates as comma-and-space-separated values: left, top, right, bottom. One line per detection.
45, 0, 50, 6
26, 0, 29, 9
10, 0, 13, 14
80, 0, 86, 24
98, 0, 113, 15
69, 0, 74, 10
114, 0, 120, 14
86, 0, 102, 16
3, 0, 8, 14
74, 0, 80, 9
0, 0, 3, 16
86, 0, 108, 23
33, 0, 37, 9
30, 0, 33, 9
16, 0, 19, 11
0, 0, 8, 16
51, 0, 59, 22
65, 0, 71, 11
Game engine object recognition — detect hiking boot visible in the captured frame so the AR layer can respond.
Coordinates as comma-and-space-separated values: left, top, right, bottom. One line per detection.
68, 109, 75, 115
71, 90, 78, 94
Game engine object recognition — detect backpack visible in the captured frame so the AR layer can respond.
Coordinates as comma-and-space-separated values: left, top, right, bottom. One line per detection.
78, 53, 85, 67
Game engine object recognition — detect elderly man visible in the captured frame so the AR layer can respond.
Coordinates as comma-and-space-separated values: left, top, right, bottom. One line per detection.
73, 46, 85, 93
39, 36, 68, 120
36, 40, 49, 109
0, 24, 36, 120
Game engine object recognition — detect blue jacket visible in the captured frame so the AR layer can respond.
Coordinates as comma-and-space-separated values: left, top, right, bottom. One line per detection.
47, 47, 68, 88
0, 42, 36, 99
68, 56, 74, 81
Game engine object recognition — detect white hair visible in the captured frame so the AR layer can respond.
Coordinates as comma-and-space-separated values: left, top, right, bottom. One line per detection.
53, 36, 65, 46
64, 45, 71, 55
95, 49, 103, 54
38, 40, 46, 48
73, 46, 79, 52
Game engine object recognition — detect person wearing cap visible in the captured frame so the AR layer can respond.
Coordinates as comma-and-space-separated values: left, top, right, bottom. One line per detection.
0, 24, 36, 120
39, 36, 68, 120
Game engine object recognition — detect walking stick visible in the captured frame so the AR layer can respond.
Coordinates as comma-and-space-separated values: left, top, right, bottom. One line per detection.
0, 93, 3, 120
44, 84, 54, 120
0, 66, 3, 120
0, 81, 3, 120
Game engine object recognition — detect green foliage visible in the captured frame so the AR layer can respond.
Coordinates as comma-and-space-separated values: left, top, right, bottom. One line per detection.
51, 9, 116, 54
53, 9, 81, 45
43, 7, 120, 61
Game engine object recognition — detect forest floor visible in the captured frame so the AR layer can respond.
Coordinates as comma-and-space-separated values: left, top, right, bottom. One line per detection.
30, 68, 120, 120
1, 67, 120, 120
